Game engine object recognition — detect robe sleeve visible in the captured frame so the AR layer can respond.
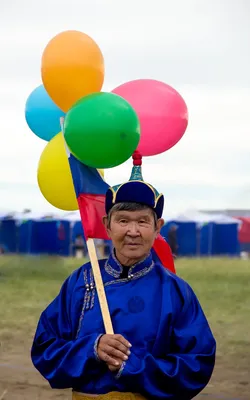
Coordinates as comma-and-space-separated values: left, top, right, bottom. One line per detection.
31, 269, 103, 389
116, 282, 216, 399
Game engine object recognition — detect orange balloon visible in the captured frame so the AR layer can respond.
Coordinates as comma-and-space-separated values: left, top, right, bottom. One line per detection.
41, 30, 105, 112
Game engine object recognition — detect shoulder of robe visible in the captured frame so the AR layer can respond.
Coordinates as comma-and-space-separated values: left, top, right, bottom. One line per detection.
154, 261, 195, 307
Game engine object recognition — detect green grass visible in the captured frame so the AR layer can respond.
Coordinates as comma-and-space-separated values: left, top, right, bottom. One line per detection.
177, 258, 250, 361
0, 255, 81, 340
0, 255, 250, 396
1, 256, 249, 352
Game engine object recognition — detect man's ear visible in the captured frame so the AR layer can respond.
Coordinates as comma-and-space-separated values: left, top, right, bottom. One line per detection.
156, 218, 164, 234
102, 215, 111, 238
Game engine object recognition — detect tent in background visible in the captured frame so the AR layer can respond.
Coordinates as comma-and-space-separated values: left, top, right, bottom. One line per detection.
0, 209, 243, 258
0, 212, 71, 256
162, 210, 242, 256
161, 221, 197, 256
0, 219, 17, 253
236, 217, 250, 252
17, 219, 71, 256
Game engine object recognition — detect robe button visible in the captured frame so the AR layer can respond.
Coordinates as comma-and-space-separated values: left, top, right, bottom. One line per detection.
128, 274, 134, 279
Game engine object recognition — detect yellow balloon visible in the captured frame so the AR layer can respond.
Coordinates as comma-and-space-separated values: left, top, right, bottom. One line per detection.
37, 132, 78, 210
37, 132, 105, 211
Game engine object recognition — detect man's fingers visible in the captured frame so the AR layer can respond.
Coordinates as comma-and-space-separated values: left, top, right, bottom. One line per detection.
115, 334, 132, 349
105, 345, 129, 361
98, 350, 122, 367
112, 339, 131, 356
99, 338, 131, 356
97, 334, 132, 365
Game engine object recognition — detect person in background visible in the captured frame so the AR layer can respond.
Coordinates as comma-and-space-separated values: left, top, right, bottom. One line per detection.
0, 246, 5, 254
57, 222, 66, 256
94, 238, 105, 259
73, 234, 85, 258
167, 223, 178, 258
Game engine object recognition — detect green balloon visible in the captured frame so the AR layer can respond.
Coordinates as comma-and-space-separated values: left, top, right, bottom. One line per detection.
64, 92, 140, 168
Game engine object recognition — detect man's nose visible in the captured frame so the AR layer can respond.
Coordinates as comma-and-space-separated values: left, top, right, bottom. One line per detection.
127, 222, 140, 236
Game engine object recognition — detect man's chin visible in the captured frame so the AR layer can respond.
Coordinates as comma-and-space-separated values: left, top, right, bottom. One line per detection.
123, 247, 144, 259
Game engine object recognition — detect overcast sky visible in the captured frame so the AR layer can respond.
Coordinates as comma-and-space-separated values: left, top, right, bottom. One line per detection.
0, 0, 249, 218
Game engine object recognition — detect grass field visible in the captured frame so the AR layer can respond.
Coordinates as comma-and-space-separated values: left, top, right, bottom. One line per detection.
0, 255, 249, 399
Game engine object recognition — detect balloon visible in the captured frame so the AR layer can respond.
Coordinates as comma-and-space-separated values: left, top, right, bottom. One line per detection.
25, 85, 65, 141
37, 132, 104, 211
64, 92, 140, 169
112, 79, 188, 156
37, 132, 78, 210
41, 30, 104, 112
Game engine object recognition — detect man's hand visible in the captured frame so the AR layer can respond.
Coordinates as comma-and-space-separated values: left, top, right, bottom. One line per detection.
97, 334, 131, 371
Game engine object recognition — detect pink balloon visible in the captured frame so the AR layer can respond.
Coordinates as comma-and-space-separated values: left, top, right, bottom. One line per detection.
112, 79, 188, 156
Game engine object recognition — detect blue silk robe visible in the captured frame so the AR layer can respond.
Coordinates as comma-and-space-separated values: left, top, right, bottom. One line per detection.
31, 251, 216, 399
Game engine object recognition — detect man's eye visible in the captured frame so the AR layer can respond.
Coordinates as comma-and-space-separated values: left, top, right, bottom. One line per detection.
119, 219, 127, 224
139, 220, 147, 224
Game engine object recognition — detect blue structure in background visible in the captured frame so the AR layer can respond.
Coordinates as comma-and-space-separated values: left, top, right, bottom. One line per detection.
199, 223, 212, 255
18, 220, 34, 254
32, 221, 70, 256
0, 220, 17, 253
0, 213, 241, 257
17, 220, 70, 256
161, 220, 240, 257
199, 223, 240, 256
72, 221, 85, 242
161, 221, 197, 256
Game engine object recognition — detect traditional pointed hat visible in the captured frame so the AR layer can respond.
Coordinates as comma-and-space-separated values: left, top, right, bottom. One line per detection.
105, 152, 164, 218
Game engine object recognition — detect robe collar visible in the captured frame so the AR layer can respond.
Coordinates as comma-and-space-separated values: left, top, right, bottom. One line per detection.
105, 249, 154, 280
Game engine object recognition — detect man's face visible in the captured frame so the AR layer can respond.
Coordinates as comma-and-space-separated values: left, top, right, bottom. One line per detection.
104, 208, 164, 265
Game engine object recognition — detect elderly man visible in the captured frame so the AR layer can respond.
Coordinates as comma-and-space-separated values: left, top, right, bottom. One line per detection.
31, 162, 216, 400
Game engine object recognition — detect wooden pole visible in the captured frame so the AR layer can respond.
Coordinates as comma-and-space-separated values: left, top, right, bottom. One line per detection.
60, 117, 113, 334
86, 238, 114, 334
